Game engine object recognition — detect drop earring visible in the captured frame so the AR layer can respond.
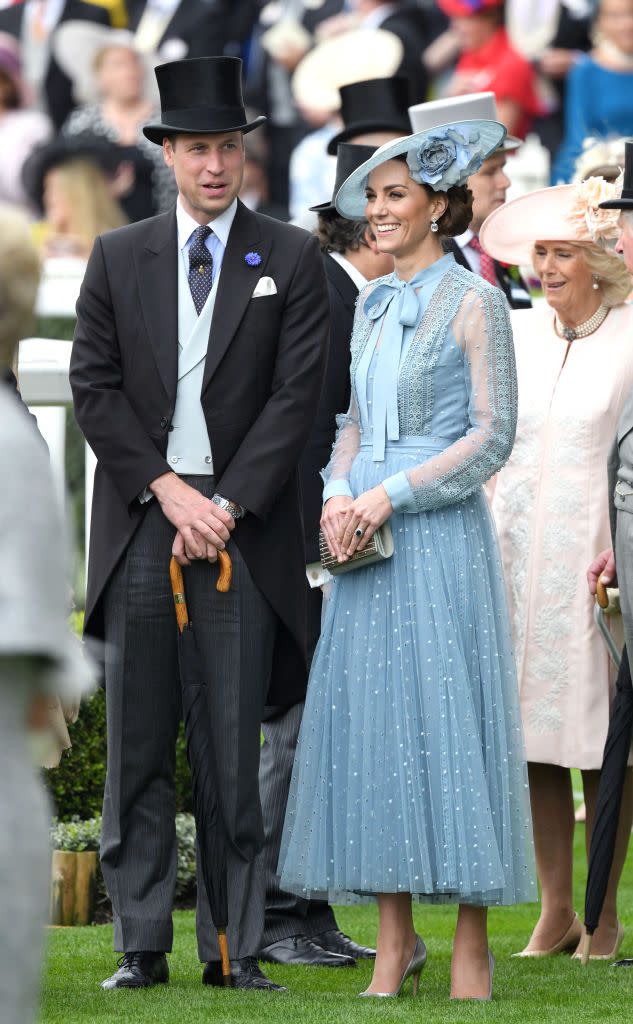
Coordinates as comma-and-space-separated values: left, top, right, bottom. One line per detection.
431, 219, 439, 233
592, 274, 600, 290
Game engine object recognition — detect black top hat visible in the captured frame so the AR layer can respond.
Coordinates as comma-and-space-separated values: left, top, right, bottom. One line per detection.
143, 56, 265, 146
599, 140, 633, 209
310, 143, 378, 213
326, 77, 411, 156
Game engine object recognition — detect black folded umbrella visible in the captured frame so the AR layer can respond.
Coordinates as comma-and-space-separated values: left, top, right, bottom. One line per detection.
170, 553, 234, 985
581, 636, 633, 964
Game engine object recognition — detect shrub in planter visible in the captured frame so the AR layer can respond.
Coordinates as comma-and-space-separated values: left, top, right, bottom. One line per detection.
50, 813, 198, 920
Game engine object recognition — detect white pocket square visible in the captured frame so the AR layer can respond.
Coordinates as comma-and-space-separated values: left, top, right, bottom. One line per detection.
252, 276, 277, 298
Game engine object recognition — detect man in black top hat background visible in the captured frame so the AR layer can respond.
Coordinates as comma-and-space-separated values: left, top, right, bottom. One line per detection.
589, 143, 633, 759
259, 143, 393, 968
70, 55, 329, 992
326, 77, 412, 156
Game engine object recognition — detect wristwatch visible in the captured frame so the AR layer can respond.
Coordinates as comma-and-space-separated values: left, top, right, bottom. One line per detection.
212, 493, 245, 520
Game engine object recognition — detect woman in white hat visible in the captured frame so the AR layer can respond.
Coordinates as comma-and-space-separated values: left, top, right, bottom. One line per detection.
480, 178, 633, 959
53, 20, 175, 219
278, 119, 536, 1000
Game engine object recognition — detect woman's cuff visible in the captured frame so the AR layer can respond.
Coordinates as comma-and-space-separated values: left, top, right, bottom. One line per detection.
322, 479, 354, 504
382, 471, 415, 513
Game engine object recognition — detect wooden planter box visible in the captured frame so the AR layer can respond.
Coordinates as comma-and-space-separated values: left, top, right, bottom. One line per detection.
50, 850, 98, 926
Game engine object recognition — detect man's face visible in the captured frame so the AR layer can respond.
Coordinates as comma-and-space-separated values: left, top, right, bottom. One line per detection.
615, 213, 633, 274
163, 132, 245, 223
468, 152, 511, 233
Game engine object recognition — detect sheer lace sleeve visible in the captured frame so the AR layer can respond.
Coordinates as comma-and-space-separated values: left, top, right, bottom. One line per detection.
382, 284, 517, 513
321, 390, 361, 503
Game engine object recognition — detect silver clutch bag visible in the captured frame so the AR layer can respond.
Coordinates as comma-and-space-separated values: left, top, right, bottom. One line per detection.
319, 521, 394, 576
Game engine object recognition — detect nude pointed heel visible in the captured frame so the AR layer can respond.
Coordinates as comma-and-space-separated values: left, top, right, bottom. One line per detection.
512, 912, 582, 958
359, 936, 427, 998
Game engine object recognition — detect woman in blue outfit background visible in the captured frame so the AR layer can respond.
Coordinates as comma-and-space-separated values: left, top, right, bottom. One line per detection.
552, 0, 633, 184
278, 122, 536, 1001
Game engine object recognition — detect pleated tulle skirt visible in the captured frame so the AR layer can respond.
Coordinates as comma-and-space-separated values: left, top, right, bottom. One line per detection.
279, 441, 536, 906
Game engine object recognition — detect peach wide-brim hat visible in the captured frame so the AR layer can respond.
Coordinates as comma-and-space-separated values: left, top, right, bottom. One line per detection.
479, 180, 622, 265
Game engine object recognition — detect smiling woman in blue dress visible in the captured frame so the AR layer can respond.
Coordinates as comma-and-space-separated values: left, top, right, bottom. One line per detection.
278, 124, 536, 1001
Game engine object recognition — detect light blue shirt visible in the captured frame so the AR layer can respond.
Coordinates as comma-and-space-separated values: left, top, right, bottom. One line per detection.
176, 195, 236, 281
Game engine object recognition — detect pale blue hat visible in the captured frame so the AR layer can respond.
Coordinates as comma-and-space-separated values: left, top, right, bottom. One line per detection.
335, 119, 507, 220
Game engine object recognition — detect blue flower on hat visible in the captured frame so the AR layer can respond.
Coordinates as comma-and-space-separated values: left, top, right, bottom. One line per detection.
407, 126, 484, 191
245, 251, 262, 266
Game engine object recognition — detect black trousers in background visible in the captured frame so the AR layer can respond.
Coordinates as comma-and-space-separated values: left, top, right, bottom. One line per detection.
259, 584, 337, 947
100, 476, 277, 962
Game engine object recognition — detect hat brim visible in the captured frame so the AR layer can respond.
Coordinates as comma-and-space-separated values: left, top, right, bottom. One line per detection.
599, 197, 633, 209
335, 120, 507, 219
327, 120, 412, 155
291, 29, 404, 113
53, 21, 159, 106
501, 135, 521, 152
143, 115, 266, 145
479, 183, 619, 265
308, 200, 335, 213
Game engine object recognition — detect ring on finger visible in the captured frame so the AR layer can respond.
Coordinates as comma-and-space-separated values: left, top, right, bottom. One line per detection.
354, 526, 364, 538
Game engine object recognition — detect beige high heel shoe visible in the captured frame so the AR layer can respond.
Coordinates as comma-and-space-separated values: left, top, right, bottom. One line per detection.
573, 922, 625, 962
512, 912, 582, 957
359, 936, 427, 998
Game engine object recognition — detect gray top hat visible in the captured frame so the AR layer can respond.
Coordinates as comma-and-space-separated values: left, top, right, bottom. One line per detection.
409, 93, 520, 154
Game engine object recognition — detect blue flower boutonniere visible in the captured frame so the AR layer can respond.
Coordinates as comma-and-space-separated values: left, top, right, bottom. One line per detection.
245, 251, 262, 267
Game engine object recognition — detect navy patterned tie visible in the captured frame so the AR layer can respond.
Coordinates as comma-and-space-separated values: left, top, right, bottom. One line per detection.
188, 225, 213, 314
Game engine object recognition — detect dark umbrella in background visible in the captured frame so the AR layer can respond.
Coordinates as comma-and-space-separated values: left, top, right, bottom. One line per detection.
581, 580, 633, 963
170, 552, 234, 985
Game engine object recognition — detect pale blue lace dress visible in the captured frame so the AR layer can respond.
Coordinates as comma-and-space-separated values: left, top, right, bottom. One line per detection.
278, 253, 536, 906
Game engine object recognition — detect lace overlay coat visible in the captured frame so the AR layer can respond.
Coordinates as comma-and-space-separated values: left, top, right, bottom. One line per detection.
492, 302, 633, 768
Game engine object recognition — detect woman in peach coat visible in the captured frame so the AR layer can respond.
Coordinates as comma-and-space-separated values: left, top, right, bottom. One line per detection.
481, 177, 633, 961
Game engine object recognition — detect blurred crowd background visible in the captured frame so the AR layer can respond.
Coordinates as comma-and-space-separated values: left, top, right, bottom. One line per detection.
0, 0, 632, 258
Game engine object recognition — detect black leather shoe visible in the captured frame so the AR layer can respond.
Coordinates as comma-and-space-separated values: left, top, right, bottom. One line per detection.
313, 929, 376, 960
101, 951, 169, 989
259, 934, 355, 967
202, 956, 286, 991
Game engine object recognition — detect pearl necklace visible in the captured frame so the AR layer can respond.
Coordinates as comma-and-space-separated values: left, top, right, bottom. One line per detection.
555, 304, 609, 342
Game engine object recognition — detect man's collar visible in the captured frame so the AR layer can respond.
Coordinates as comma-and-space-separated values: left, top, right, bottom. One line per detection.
176, 197, 238, 249
455, 228, 474, 249
328, 250, 368, 291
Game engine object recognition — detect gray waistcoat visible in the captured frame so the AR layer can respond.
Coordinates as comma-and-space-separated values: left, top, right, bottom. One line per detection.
166, 251, 219, 474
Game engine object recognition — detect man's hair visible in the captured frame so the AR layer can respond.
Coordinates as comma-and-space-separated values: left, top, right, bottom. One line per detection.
315, 210, 368, 254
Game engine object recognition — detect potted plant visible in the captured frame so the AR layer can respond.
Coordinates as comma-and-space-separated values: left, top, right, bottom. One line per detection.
49, 816, 100, 926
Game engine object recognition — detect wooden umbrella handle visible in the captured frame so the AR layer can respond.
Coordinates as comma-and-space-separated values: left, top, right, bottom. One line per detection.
216, 550, 233, 593
169, 552, 233, 627
596, 579, 609, 609
169, 556, 189, 634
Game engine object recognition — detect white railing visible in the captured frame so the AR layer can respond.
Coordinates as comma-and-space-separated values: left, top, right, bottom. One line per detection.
17, 337, 96, 555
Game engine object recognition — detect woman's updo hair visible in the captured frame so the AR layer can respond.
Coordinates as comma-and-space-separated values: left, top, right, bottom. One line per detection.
393, 153, 474, 237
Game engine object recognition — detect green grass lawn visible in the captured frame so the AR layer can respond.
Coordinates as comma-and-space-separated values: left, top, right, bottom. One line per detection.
40, 829, 633, 1024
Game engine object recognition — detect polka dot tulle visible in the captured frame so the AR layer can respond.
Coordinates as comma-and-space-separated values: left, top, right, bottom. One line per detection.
278, 258, 537, 907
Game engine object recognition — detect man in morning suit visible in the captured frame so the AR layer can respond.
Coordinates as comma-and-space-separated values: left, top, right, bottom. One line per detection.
70, 55, 329, 992
410, 92, 533, 311
259, 143, 393, 968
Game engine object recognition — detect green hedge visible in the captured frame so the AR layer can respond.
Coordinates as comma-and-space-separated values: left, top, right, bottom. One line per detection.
46, 688, 194, 820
